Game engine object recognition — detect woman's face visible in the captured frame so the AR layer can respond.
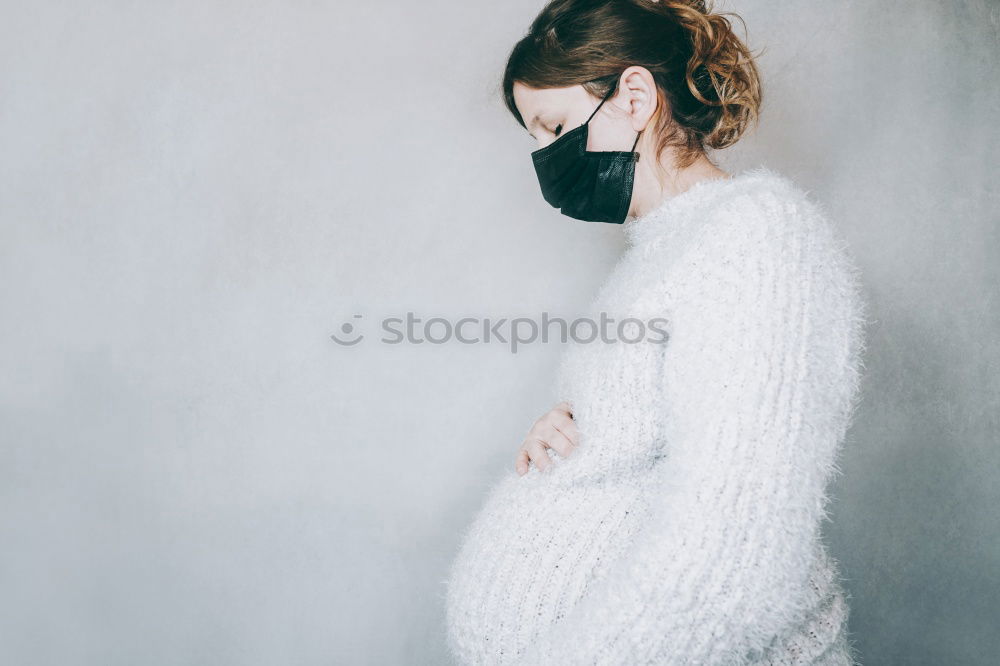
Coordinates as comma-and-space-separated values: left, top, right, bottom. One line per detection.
512, 80, 639, 153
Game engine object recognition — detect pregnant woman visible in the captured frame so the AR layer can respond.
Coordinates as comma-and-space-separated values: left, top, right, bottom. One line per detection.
445, 1, 869, 664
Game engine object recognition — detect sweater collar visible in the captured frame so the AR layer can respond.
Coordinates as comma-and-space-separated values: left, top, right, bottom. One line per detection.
622, 166, 780, 248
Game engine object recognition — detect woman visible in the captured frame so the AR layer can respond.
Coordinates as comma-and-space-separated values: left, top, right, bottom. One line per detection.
444, 1, 869, 664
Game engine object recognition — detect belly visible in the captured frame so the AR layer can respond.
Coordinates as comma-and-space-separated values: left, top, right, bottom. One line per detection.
445, 465, 660, 666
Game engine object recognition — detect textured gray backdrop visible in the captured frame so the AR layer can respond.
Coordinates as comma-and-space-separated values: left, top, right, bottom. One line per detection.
1, 1, 997, 664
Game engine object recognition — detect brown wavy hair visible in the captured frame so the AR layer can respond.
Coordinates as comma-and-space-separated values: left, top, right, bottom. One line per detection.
502, 0, 764, 170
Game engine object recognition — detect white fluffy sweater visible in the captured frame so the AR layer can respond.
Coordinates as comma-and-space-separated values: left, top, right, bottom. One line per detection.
444, 166, 869, 665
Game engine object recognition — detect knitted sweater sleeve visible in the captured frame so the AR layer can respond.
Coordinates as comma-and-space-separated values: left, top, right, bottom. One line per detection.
519, 194, 867, 665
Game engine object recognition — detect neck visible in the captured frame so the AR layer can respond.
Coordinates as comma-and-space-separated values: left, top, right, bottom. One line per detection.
630, 151, 732, 219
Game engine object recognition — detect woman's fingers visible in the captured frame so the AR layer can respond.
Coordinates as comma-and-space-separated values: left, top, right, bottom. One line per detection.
551, 411, 580, 447
537, 423, 576, 458
523, 437, 553, 473
515, 447, 531, 476
516, 402, 580, 476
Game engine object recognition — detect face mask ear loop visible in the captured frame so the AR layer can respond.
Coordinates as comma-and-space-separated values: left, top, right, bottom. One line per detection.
585, 84, 618, 125
630, 128, 642, 153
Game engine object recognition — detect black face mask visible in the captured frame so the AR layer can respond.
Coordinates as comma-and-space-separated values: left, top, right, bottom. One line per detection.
530, 85, 642, 224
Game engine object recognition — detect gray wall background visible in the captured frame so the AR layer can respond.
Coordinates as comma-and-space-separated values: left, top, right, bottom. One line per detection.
1, 1, 997, 664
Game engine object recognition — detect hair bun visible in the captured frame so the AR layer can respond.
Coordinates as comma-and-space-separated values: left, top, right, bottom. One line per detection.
655, 0, 761, 149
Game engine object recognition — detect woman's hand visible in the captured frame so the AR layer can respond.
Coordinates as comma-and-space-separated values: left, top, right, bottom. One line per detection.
515, 401, 580, 475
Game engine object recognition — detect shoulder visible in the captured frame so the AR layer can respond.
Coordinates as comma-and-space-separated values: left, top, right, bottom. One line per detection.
684, 167, 858, 284
661, 168, 867, 323
703, 167, 828, 247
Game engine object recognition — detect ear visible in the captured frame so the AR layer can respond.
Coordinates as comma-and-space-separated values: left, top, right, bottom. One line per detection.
617, 66, 659, 132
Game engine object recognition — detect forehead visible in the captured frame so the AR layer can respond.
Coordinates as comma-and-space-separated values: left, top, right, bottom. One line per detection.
512, 82, 587, 128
